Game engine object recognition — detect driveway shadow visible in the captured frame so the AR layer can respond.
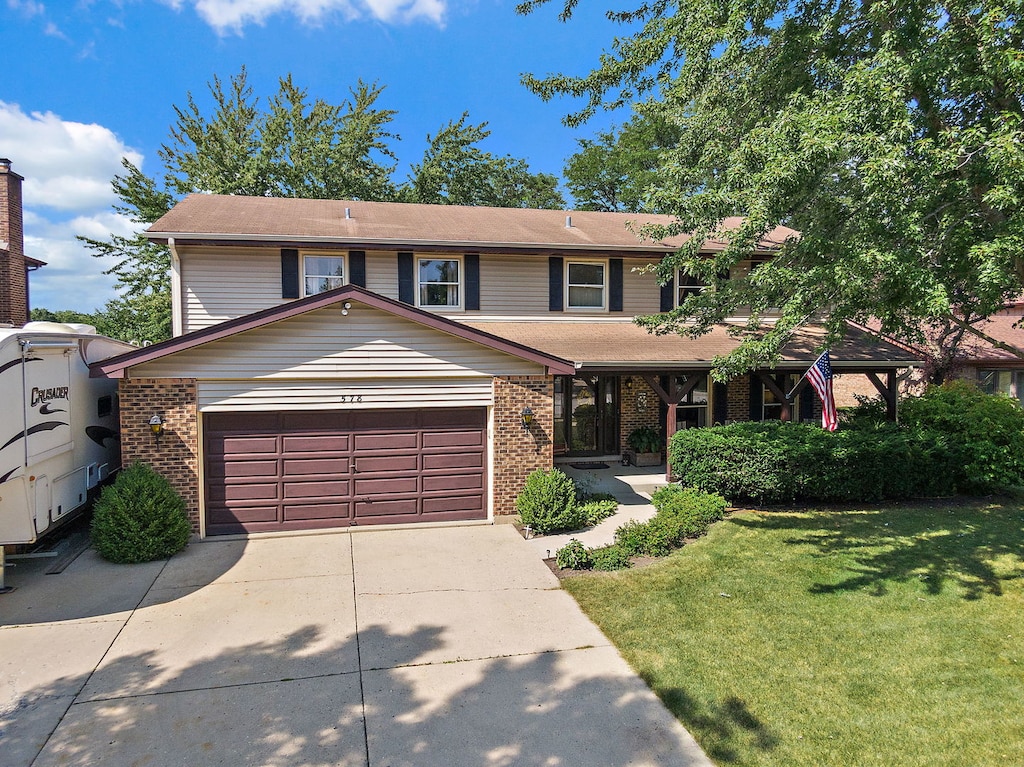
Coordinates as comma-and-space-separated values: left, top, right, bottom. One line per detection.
7, 622, 709, 767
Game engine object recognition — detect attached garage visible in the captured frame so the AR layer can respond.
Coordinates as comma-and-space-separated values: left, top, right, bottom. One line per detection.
92, 286, 574, 537
204, 408, 487, 535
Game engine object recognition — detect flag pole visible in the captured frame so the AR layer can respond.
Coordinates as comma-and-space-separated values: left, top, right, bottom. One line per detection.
787, 350, 828, 399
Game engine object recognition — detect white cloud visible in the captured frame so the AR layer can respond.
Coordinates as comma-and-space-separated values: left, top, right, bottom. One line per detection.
0, 103, 146, 312
7, 0, 46, 18
162, 0, 445, 34
0, 101, 143, 212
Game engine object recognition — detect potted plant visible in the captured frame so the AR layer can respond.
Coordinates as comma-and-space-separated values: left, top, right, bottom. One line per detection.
626, 426, 663, 466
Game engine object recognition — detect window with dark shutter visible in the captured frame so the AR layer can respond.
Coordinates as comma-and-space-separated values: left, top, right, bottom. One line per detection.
609, 259, 623, 312
398, 252, 414, 304
464, 254, 480, 311
660, 277, 675, 312
281, 249, 299, 299
349, 251, 366, 287
549, 257, 564, 312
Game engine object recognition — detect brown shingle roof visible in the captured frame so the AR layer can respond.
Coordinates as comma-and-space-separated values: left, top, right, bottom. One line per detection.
461, 320, 921, 369
146, 194, 798, 254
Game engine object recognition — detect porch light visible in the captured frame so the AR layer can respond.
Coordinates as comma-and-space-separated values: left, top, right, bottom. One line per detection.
342, 301, 352, 316
149, 415, 164, 444
520, 406, 534, 431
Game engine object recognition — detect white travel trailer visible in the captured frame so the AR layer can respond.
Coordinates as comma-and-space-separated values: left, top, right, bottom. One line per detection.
0, 322, 134, 548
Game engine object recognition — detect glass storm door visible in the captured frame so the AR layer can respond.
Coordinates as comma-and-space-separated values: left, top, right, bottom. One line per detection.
563, 376, 619, 456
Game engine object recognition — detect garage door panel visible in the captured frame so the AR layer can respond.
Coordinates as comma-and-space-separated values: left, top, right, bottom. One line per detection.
208, 505, 280, 525
423, 473, 484, 492
423, 494, 485, 514
213, 435, 279, 454
284, 503, 354, 521
284, 480, 351, 498
422, 430, 485, 448
354, 432, 418, 451
208, 459, 280, 479
210, 482, 281, 503
422, 453, 484, 470
282, 434, 350, 453
354, 499, 419, 519
283, 457, 350, 476
204, 408, 486, 535
354, 454, 418, 473
354, 476, 419, 496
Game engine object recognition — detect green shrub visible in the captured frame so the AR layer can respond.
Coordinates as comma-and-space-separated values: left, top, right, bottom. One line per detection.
627, 426, 663, 453
668, 420, 960, 504
613, 519, 650, 557
555, 539, 592, 570
516, 468, 587, 534
90, 463, 191, 564
579, 497, 618, 526
589, 544, 633, 571
901, 380, 1024, 492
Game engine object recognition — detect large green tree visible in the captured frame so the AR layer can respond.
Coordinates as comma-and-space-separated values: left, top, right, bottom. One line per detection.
402, 113, 564, 208
83, 69, 559, 343
522, 0, 1024, 377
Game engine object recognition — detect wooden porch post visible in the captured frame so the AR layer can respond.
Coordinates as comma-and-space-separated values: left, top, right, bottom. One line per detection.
666, 376, 678, 482
866, 371, 899, 421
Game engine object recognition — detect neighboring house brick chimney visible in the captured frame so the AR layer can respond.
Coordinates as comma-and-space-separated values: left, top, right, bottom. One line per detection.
0, 158, 30, 326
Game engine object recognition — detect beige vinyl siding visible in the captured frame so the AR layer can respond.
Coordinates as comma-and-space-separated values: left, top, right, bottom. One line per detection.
622, 262, 661, 316
472, 254, 550, 315
364, 250, 400, 299
130, 302, 544, 380
197, 377, 493, 411
181, 246, 285, 332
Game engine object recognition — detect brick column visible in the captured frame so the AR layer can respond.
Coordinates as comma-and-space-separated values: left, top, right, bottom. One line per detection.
726, 375, 751, 422
618, 375, 661, 453
119, 378, 201, 533
492, 375, 554, 517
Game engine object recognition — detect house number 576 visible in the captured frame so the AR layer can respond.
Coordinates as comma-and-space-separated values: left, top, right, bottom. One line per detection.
339, 395, 364, 404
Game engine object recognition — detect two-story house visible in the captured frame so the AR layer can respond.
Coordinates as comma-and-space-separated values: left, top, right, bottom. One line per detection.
92, 195, 919, 537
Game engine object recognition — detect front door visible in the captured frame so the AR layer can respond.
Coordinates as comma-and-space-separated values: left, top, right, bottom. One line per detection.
555, 376, 619, 456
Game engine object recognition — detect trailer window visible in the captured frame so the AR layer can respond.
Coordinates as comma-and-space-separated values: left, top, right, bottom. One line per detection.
97, 395, 113, 418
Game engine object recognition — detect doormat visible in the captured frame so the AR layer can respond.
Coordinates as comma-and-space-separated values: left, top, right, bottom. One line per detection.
569, 462, 609, 470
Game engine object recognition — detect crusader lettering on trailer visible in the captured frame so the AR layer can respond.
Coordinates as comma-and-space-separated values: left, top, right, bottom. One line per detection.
31, 386, 70, 407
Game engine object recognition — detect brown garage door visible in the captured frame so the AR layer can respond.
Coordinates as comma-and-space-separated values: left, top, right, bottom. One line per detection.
204, 408, 487, 535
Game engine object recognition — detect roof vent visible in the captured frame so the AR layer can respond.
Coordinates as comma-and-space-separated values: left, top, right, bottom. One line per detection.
565, 215, 572, 228
345, 207, 352, 220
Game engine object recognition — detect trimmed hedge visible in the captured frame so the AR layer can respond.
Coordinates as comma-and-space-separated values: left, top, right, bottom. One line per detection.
668, 419, 961, 504
516, 468, 588, 534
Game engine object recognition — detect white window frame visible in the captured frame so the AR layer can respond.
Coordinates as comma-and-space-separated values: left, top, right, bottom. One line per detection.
565, 259, 608, 311
416, 255, 463, 310
301, 252, 347, 297
675, 268, 707, 306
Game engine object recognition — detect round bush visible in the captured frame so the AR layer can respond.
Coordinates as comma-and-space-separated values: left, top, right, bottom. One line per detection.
516, 468, 587, 534
555, 539, 592, 570
91, 463, 191, 564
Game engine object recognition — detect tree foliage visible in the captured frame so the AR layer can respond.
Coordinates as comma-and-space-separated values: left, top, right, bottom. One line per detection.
403, 113, 564, 208
80, 68, 559, 342
521, 0, 1024, 377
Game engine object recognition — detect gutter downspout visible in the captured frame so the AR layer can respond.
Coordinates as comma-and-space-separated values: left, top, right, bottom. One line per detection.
168, 238, 182, 338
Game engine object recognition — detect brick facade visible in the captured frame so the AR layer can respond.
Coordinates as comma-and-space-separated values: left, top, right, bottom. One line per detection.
119, 378, 201, 534
492, 375, 554, 516
0, 159, 28, 326
618, 375, 662, 453
726, 375, 751, 422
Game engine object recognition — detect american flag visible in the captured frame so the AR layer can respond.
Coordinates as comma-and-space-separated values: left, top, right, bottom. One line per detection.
804, 351, 838, 432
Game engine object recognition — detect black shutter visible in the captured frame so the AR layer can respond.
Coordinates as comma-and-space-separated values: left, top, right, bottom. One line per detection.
464, 254, 480, 310
349, 251, 366, 288
281, 249, 299, 299
713, 381, 729, 425
549, 257, 564, 312
609, 258, 623, 312
748, 374, 763, 421
398, 252, 414, 304
660, 277, 675, 312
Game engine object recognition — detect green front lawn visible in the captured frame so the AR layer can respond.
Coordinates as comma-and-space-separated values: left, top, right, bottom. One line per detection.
563, 500, 1024, 766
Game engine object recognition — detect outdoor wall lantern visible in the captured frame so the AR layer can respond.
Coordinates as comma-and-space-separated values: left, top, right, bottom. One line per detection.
520, 406, 534, 431
149, 414, 164, 445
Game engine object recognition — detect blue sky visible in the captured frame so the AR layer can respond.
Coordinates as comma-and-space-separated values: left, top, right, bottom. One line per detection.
1, 0, 628, 313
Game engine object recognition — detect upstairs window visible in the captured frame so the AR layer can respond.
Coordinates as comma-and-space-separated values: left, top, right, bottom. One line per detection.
303, 254, 345, 296
566, 261, 606, 310
676, 271, 707, 305
418, 258, 461, 308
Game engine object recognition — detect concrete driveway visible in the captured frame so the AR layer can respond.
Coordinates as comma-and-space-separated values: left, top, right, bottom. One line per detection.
1, 524, 712, 767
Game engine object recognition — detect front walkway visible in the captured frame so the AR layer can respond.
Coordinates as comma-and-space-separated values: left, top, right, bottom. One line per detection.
519, 462, 671, 558
1, 523, 711, 767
